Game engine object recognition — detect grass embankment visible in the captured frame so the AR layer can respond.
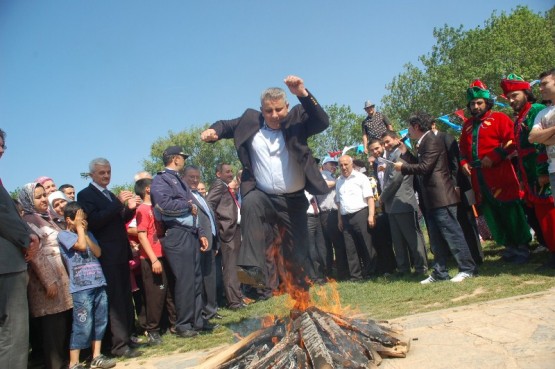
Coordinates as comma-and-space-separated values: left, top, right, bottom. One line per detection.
133, 242, 555, 358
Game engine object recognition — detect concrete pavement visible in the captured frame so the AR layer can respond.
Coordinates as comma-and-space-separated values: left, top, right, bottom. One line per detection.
121, 288, 555, 369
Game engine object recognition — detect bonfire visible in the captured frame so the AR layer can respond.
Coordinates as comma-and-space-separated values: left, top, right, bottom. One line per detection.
198, 279, 410, 369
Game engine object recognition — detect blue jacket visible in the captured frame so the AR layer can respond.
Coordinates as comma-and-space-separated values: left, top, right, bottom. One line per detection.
151, 169, 205, 236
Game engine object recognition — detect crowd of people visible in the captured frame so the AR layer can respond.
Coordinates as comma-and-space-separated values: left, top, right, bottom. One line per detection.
1, 70, 554, 369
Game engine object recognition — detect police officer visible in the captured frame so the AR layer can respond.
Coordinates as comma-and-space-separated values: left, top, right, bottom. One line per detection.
150, 146, 211, 338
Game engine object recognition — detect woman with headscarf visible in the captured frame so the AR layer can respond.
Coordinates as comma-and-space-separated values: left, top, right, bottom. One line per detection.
48, 190, 69, 230
19, 182, 72, 369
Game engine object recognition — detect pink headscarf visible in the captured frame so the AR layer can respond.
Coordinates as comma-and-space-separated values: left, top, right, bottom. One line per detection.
35, 176, 53, 185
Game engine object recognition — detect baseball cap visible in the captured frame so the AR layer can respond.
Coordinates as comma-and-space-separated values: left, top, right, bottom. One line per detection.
322, 156, 338, 165
162, 146, 189, 160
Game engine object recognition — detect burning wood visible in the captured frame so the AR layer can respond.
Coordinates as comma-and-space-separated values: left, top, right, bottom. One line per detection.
198, 307, 410, 369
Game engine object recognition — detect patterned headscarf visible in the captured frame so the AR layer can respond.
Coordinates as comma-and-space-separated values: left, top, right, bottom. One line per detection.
18, 182, 43, 215
18, 182, 59, 230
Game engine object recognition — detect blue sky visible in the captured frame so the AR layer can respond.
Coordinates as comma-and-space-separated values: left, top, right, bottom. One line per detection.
0, 0, 551, 193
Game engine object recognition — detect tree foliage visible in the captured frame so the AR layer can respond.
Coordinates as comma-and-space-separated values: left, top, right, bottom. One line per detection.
142, 124, 241, 187
382, 6, 555, 125
308, 104, 363, 160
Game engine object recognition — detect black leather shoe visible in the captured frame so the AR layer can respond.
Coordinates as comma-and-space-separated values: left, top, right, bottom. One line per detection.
114, 347, 141, 358
175, 329, 199, 338
237, 266, 266, 288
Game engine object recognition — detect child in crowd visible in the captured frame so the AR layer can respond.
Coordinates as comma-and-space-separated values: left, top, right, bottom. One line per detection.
58, 202, 116, 369
134, 178, 176, 345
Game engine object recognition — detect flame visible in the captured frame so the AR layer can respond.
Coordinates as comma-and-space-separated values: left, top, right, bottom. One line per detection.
266, 226, 349, 315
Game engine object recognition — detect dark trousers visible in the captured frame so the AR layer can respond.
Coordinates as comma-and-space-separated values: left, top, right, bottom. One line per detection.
388, 212, 427, 273
371, 213, 398, 274
320, 210, 349, 280
238, 188, 310, 291
200, 248, 218, 319
221, 227, 243, 308
0, 271, 29, 369
140, 258, 176, 333
101, 262, 135, 356
341, 207, 377, 279
162, 227, 204, 332
33, 310, 72, 369
307, 214, 327, 280
427, 205, 477, 280
457, 205, 484, 264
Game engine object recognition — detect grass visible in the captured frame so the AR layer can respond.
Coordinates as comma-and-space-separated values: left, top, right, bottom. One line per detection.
130, 241, 555, 360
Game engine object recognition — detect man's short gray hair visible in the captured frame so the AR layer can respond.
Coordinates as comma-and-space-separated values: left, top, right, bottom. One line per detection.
260, 87, 288, 106
89, 157, 111, 173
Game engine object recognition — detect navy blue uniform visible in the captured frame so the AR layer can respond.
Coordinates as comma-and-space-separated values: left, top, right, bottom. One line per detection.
151, 169, 206, 334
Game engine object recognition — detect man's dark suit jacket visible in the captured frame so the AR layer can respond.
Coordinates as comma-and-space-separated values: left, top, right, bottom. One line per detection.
209, 92, 330, 197
206, 179, 238, 244
401, 131, 460, 210
77, 183, 135, 265
0, 185, 30, 274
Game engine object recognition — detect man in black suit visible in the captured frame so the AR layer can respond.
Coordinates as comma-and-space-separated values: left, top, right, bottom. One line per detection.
0, 129, 39, 369
393, 112, 477, 284
206, 163, 247, 310
182, 165, 220, 320
201, 75, 330, 301
77, 158, 141, 358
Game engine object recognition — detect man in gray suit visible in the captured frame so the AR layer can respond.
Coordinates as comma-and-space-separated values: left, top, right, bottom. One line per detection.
0, 129, 40, 369
380, 131, 428, 276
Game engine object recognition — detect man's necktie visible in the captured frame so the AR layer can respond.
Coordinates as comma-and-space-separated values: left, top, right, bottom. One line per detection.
310, 196, 319, 215
229, 187, 240, 209
102, 189, 112, 201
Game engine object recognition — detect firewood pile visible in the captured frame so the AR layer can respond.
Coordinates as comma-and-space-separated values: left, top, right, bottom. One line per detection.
198, 307, 410, 369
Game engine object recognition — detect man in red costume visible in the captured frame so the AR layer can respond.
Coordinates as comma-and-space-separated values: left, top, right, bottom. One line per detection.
459, 80, 531, 263
500, 74, 555, 268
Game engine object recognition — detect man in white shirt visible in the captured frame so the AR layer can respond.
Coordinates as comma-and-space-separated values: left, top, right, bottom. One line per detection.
335, 155, 377, 280
529, 68, 555, 202
201, 76, 330, 302
528, 67, 555, 269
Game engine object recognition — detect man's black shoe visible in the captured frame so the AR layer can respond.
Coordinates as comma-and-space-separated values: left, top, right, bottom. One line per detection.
175, 329, 199, 338
146, 331, 162, 346
237, 266, 266, 288
127, 340, 144, 349
114, 347, 141, 359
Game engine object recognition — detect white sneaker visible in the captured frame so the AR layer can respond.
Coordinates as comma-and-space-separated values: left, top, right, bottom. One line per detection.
420, 275, 437, 284
450, 272, 473, 282
532, 245, 548, 254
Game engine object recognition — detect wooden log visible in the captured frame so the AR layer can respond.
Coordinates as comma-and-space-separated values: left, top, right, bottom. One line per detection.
245, 331, 298, 369
322, 308, 410, 352
197, 324, 284, 369
297, 312, 336, 369
308, 309, 378, 369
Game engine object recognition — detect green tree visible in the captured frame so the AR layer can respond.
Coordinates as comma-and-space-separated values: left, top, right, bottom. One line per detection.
308, 104, 363, 160
143, 124, 240, 187
382, 6, 555, 125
